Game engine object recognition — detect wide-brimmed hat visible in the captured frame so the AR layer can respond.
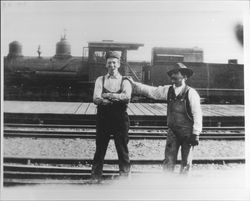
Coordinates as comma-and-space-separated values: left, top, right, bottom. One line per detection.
105, 51, 121, 60
167, 63, 193, 78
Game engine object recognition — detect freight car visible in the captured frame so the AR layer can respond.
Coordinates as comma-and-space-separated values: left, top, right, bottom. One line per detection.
147, 48, 244, 104
4, 37, 244, 104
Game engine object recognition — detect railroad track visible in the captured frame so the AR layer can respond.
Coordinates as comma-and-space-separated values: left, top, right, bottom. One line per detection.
4, 123, 245, 130
3, 156, 245, 185
4, 123, 245, 140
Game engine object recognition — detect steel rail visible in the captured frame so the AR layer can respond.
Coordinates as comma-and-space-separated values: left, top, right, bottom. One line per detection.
4, 129, 245, 140
4, 123, 245, 130
4, 128, 244, 134
4, 156, 245, 166
3, 156, 245, 185
3, 157, 245, 186
3, 131, 245, 140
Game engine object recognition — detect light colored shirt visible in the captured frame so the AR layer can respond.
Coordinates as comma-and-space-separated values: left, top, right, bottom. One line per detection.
93, 73, 132, 103
134, 82, 202, 135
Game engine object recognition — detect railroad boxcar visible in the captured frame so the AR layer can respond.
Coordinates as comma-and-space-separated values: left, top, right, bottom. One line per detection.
145, 48, 244, 104
4, 37, 244, 103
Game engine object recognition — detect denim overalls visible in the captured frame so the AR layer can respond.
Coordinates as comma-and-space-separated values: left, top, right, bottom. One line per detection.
91, 76, 130, 179
164, 85, 194, 173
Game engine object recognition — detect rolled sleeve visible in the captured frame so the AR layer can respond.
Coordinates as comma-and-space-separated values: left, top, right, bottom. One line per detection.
188, 88, 203, 135
93, 76, 103, 103
133, 82, 170, 101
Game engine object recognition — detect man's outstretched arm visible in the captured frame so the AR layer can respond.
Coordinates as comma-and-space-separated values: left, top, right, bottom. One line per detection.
126, 77, 170, 101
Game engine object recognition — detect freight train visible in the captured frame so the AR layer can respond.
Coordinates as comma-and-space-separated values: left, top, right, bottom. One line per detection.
4, 37, 244, 104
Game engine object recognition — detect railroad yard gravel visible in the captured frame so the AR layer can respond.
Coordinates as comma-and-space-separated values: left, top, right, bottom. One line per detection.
4, 138, 244, 159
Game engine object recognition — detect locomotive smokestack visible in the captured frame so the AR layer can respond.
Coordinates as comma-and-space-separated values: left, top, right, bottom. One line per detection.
55, 36, 71, 59
8, 41, 23, 58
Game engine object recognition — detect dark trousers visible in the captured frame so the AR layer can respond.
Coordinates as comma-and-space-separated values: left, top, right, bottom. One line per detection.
91, 107, 130, 179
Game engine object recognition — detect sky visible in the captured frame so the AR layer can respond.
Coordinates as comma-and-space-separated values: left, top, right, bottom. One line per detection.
1, 1, 248, 64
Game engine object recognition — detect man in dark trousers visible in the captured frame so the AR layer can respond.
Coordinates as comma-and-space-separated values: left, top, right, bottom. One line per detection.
91, 51, 132, 181
127, 63, 202, 174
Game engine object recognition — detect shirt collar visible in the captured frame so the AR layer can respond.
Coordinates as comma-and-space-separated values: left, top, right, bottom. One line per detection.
106, 72, 121, 79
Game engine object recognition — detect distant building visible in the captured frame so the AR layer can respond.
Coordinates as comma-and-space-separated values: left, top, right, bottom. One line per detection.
152, 47, 203, 64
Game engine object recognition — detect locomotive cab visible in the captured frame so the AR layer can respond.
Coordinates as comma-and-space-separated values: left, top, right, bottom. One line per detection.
85, 40, 143, 82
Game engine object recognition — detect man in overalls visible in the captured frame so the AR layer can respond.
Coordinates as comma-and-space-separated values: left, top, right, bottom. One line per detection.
91, 51, 132, 181
127, 63, 202, 173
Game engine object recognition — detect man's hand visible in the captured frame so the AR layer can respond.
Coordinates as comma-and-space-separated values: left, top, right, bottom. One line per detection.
94, 98, 112, 105
101, 99, 112, 105
102, 93, 111, 99
188, 134, 199, 146
102, 93, 115, 100
102, 93, 120, 102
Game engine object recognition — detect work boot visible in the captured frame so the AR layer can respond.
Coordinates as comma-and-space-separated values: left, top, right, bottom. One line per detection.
163, 159, 175, 172
90, 174, 102, 184
119, 171, 131, 180
180, 164, 191, 175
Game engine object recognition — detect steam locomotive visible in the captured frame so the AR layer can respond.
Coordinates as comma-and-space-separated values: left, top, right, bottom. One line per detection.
4, 37, 244, 104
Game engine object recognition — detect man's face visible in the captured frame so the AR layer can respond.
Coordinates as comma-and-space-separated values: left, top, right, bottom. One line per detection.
106, 57, 120, 75
170, 71, 186, 87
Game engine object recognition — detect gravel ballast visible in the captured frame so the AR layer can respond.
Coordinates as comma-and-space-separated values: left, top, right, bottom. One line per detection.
4, 138, 245, 159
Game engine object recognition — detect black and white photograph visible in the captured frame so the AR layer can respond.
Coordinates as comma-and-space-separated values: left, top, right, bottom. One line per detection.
1, 1, 250, 200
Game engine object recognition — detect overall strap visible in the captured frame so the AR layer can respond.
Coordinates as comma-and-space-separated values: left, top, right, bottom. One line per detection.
102, 76, 105, 92
166, 85, 175, 103
119, 77, 128, 92
183, 86, 193, 120
102, 75, 124, 93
